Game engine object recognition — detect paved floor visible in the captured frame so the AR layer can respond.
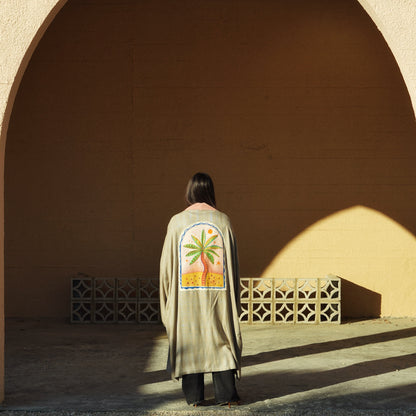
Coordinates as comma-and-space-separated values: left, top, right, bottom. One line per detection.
2, 318, 416, 415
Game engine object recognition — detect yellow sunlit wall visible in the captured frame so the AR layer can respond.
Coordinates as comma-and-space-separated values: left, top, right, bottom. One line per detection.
4, 0, 416, 318
262, 206, 416, 317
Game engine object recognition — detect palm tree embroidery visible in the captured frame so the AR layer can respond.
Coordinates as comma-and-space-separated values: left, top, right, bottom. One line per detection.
184, 229, 222, 286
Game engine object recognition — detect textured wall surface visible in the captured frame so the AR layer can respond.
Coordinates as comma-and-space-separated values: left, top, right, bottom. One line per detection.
0, 0, 66, 401
3, 0, 416, 318
0, 0, 66, 130
359, 0, 416, 117
0, 0, 415, 403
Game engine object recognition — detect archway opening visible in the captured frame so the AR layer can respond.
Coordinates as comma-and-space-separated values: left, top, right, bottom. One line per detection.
4, 0, 416, 409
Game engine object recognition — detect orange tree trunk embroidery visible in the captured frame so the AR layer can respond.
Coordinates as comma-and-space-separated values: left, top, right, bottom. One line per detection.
184, 229, 222, 286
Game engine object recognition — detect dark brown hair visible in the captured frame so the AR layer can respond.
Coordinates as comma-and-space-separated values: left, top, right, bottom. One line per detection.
185, 172, 216, 208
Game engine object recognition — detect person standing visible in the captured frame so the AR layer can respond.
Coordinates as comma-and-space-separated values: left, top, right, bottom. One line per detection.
159, 172, 242, 407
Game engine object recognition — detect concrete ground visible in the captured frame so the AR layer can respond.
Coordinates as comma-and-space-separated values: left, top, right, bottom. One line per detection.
1, 318, 416, 416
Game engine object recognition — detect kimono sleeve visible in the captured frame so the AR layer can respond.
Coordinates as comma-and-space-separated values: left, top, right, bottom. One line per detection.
159, 221, 176, 327
228, 226, 241, 315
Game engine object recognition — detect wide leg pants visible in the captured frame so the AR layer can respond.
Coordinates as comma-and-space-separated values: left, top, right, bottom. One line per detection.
181, 370, 240, 405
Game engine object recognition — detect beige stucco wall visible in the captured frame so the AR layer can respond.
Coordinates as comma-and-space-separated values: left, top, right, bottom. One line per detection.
0, 0, 67, 401
0, 0, 416, 401
359, 0, 416, 118
261, 0, 416, 317
2, 0, 416, 320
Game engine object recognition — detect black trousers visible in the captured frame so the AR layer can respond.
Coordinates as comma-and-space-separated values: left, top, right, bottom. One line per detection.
182, 370, 240, 405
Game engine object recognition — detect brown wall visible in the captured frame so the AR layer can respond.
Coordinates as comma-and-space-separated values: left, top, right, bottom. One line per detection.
5, 0, 416, 317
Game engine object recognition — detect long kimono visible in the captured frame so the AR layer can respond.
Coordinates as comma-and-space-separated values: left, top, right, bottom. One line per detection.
159, 205, 242, 380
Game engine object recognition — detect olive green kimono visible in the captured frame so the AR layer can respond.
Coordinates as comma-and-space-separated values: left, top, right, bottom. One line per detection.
159, 206, 242, 380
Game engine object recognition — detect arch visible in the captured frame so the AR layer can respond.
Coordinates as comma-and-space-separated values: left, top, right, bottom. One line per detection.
357, 0, 416, 118
0, 0, 416, 404
0, 1, 68, 147
0, 0, 68, 402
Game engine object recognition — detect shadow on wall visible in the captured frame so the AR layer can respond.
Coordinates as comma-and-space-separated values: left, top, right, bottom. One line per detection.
260, 205, 416, 317
5, 0, 416, 317
341, 278, 381, 319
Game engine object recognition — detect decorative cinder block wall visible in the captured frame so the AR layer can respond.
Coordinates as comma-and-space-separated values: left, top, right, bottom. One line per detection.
3, 0, 416, 319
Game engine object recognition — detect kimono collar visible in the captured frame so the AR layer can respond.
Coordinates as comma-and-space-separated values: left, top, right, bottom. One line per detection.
185, 202, 216, 211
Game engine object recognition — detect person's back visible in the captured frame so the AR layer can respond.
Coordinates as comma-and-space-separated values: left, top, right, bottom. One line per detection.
159, 173, 242, 407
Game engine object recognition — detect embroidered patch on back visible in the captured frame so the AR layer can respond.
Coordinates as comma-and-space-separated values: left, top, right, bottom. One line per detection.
179, 222, 225, 290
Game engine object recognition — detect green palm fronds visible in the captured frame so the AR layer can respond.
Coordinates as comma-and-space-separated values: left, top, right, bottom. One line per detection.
184, 229, 221, 265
